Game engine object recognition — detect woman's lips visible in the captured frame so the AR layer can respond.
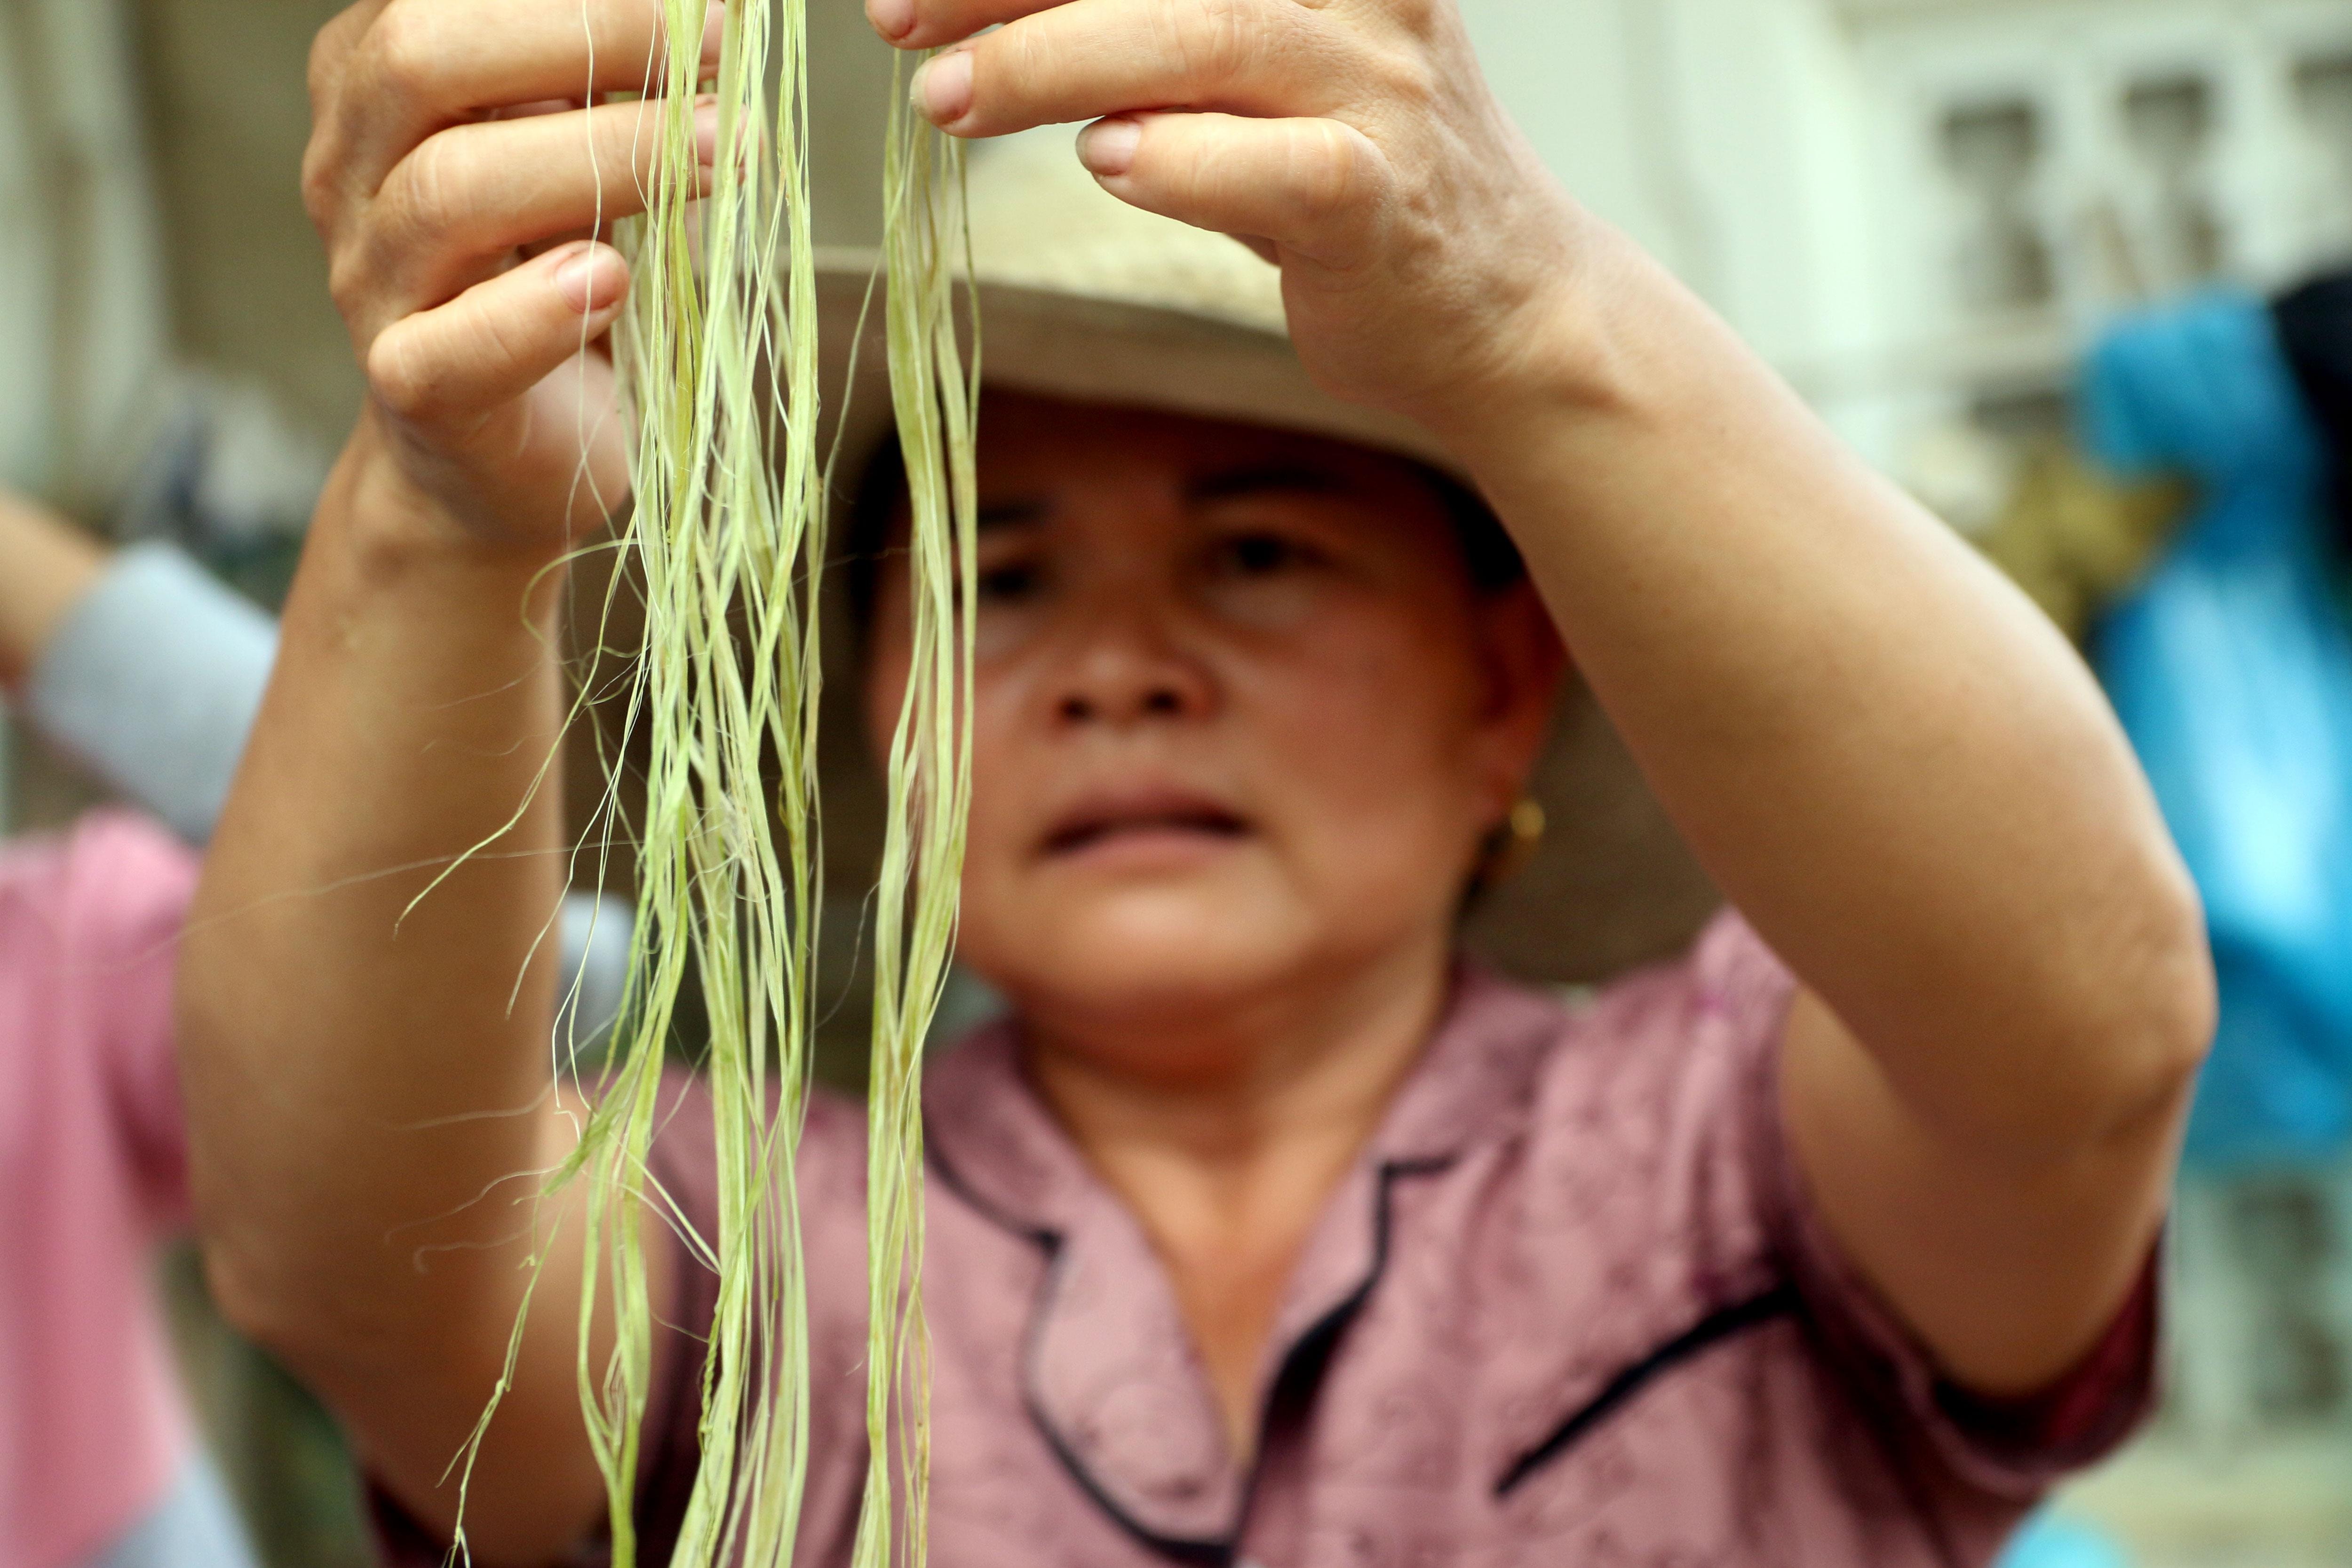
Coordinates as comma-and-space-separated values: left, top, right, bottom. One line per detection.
1039, 791, 1251, 861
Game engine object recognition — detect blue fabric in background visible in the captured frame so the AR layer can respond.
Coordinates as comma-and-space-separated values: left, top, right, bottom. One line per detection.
1996, 1512, 2130, 1568
2086, 289, 2352, 1166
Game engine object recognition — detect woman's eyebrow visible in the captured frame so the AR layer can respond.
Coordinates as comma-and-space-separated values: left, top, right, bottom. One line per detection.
1187, 462, 1346, 504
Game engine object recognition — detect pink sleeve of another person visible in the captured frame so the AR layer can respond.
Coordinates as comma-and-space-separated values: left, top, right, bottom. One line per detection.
0, 810, 205, 1568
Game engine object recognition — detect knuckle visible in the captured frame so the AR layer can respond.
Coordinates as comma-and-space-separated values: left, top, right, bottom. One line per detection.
1292, 120, 1376, 219
365, 326, 437, 421
324, 244, 370, 320
365, 0, 442, 108
299, 140, 339, 231
386, 128, 470, 247
1175, 0, 1264, 83
1364, 38, 1439, 109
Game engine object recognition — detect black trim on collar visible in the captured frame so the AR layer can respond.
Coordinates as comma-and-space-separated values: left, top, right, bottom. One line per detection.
926, 1115, 1058, 1248
1495, 1282, 1801, 1497
936, 1146, 1454, 1566
1018, 1230, 1238, 1567
1260, 1156, 1456, 1429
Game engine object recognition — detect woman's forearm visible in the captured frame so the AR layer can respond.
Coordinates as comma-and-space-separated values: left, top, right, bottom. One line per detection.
178, 421, 618, 1555
1435, 224, 2209, 1150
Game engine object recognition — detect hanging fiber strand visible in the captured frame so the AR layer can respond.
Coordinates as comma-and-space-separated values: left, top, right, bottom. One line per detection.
445, 2, 977, 1563
852, 54, 978, 1568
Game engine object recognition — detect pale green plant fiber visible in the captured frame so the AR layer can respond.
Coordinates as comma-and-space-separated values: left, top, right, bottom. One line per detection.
447, 5, 977, 1564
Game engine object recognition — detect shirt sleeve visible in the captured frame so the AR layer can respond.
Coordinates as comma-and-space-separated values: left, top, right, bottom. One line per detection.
1700, 912, 2162, 1499
67, 810, 205, 1218
25, 542, 276, 845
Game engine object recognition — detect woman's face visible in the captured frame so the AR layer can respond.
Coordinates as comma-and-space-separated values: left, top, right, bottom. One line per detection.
865, 394, 1562, 1054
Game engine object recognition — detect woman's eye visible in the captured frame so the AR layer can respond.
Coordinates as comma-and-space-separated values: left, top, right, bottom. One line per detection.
974, 560, 1044, 605
1214, 532, 1315, 577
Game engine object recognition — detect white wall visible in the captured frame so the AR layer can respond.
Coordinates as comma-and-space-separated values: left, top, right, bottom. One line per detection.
0, 0, 173, 514
1462, 0, 2352, 475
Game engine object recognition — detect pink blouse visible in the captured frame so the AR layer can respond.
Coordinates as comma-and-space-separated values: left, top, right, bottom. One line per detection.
0, 813, 200, 1568
381, 913, 2155, 1566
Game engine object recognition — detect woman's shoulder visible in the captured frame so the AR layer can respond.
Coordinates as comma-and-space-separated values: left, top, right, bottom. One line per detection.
1446, 910, 1799, 1257
1463, 907, 1795, 1129
1542, 907, 1793, 1062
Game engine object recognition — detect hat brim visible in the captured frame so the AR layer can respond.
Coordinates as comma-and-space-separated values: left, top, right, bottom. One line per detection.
810, 247, 1457, 483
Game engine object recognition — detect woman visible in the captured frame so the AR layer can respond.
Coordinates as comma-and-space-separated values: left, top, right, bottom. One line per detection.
177, 0, 2215, 1563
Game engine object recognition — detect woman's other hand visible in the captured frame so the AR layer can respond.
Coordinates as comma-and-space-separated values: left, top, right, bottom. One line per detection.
303, 0, 722, 550
877, 0, 1586, 439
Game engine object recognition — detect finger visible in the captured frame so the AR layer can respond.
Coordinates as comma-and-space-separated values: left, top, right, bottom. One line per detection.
348, 97, 715, 327
912, 0, 1349, 139
336, 0, 724, 197
366, 242, 630, 438
864, 0, 1048, 52
1076, 111, 1391, 269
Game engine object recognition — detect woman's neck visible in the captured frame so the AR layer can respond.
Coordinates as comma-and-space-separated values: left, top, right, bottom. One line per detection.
1015, 933, 1454, 1457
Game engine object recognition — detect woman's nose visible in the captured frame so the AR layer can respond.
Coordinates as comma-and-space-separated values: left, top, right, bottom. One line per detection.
1049, 614, 1215, 727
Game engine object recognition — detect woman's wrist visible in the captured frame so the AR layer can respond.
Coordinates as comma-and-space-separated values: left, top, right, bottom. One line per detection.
1411, 216, 1687, 479
325, 414, 575, 603
1421, 218, 1810, 566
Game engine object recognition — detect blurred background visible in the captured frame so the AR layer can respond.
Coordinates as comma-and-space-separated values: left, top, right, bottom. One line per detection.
8, 0, 2352, 1563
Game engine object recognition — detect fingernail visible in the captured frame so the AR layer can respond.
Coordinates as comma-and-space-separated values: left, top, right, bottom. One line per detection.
1077, 117, 1142, 177
695, 97, 720, 166
866, 0, 913, 41
911, 48, 972, 125
556, 246, 627, 314
699, 2, 725, 69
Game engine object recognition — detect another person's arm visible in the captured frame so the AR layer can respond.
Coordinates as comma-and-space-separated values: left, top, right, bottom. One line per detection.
0, 488, 279, 842
881, 0, 2211, 1393
0, 491, 106, 687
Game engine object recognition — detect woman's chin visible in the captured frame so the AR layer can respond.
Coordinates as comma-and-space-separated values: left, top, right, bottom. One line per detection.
968, 890, 1318, 1025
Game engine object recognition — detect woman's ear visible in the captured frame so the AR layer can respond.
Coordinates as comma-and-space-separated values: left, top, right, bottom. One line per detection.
1474, 581, 1570, 803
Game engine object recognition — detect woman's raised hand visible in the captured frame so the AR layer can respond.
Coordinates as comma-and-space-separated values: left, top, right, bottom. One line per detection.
303, 0, 722, 549
879, 0, 1589, 436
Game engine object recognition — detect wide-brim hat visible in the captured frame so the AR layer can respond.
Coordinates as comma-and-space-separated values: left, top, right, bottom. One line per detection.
807, 127, 1454, 481
788, 125, 1717, 997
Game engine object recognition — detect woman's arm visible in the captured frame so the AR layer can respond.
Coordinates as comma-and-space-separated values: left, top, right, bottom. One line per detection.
1433, 240, 2209, 1394
176, 0, 701, 1556
182, 438, 616, 1559
884, 0, 2211, 1393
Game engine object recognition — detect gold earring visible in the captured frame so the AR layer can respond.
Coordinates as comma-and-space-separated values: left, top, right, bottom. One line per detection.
1479, 796, 1547, 891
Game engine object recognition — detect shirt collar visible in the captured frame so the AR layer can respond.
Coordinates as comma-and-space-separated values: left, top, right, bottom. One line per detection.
923, 961, 1566, 1549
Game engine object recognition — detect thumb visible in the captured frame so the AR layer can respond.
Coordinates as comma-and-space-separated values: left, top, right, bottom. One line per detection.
365, 241, 628, 437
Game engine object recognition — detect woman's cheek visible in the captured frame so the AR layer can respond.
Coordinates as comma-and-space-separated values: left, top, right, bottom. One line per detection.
1273, 627, 1492, 883
969, 599, 1049, 661
1201, 573, 1325, 632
